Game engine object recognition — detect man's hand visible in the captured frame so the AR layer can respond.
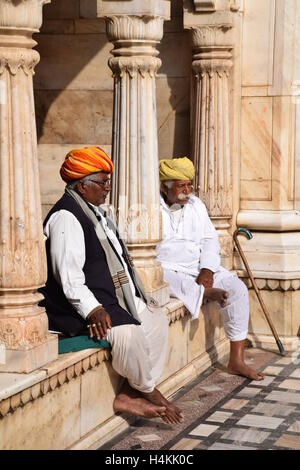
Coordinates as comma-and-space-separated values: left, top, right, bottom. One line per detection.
87, 306, 112, 340
196, 268, 214, 288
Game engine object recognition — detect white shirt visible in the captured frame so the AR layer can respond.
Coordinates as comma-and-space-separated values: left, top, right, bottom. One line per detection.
44, 204, 145, 320
157, 194, 221, 276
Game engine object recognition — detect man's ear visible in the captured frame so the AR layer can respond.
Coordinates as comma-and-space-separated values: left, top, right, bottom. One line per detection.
160, 182, 168, 196
76, 181, 84, 196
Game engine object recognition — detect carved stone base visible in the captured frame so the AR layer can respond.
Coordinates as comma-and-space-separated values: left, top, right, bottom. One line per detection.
247, 333, 300, 353
243, 286, 300, 357
0, 334, 58, 373
233, 231, 300, 278
144, 282, 170, 308
129, 244, 170, 306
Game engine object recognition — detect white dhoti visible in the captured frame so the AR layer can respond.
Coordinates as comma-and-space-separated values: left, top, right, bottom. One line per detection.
106, 305, 168, 393
163, 268, 249, 342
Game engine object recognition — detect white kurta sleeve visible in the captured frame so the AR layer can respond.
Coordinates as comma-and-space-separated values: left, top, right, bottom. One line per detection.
44, 210, 101, 319
199, 206, 221, 273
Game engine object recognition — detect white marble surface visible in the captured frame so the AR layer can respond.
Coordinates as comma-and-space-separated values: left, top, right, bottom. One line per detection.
263, 366, 284, 376
209, 442, 256, 450
237, 414, 284, 430
287, 421, 300, 433
0, 370, 47, 401
237, 387, 262, 398
278, 379, 300, 391
290, 369, 300, 379
189, 423, 219, 437
252, 402, 296, 417
221, 428, 270, 444
249, 376, 275, 387
266, 390, 300, 404
206, 411, 233, 423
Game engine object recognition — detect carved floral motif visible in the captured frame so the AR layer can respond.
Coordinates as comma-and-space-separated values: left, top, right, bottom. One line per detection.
0, 314, 48, 349
105, 15, 164, 42
241, 278, 300, 292
109, 56, 161, 78
0, 49, 40, 76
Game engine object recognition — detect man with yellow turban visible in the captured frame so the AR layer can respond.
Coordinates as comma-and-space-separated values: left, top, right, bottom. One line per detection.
40, 146, 183, 424
157, 157, 264, 381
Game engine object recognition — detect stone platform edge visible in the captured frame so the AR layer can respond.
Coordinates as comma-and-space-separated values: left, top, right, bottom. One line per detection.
0, 299, 230, 450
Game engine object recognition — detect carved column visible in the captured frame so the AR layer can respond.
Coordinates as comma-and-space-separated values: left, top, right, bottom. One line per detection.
102, 13, 170, 305
0, 0, 57, 372
191, 24, 234, 269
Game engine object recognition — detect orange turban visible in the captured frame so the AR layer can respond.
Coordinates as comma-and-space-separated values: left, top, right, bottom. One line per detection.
60, 146, 114, 183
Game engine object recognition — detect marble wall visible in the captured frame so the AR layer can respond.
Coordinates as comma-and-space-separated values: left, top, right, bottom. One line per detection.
240, 0, 296, 212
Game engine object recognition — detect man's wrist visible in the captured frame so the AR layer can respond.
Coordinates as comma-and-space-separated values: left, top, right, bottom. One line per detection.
87, 305, 104, 319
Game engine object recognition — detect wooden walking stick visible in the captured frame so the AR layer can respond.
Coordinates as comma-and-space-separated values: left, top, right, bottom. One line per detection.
233, 227, 286, 356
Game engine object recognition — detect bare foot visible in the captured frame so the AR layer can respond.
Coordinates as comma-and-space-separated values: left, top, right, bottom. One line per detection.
113, 394, 167, 421
204, 288, 229, 308
227, 360, 264, 381
141, 388, 184, 425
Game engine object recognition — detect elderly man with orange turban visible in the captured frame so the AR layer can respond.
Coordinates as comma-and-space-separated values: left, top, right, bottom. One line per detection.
40, 146, 183, 424
157, 157, 264, 381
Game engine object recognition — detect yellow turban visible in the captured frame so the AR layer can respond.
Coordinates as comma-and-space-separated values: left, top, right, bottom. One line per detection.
159, 157, 195, 181
60, 146, 113, 183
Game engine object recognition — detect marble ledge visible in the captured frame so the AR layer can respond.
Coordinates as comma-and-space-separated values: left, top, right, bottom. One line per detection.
0, 369, 47, 402
0, 300, 185, 403
0, 347, 109, 403
163, 298, 186, 314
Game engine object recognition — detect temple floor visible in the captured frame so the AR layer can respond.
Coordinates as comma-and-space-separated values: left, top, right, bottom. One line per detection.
100, 347, 300, 450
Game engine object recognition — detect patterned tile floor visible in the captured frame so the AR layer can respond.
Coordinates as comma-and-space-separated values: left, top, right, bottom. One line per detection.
100, 347, 300, 451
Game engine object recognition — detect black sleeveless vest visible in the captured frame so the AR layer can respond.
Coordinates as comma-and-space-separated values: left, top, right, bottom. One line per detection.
39, 193, 140, 337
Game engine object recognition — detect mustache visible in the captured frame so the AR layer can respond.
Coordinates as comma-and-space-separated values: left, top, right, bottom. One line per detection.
177, 192, 193, 200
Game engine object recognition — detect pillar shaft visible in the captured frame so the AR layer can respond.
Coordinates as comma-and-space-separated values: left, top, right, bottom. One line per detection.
0, 0, 57, 372
191, 24, 233, 268
103, 14, 169, 305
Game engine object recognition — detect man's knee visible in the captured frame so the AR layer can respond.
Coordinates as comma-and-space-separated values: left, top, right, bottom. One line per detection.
226, 275, 249, 303
109, 323, 137, 352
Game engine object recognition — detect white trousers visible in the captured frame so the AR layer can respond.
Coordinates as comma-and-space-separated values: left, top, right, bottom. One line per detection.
106, 305, 168, 393
163, 268, 249, 342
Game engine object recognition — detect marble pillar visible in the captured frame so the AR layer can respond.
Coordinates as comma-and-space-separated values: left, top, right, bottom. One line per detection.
100, 4, 170, 306
0, 0, 57, 372
235, 0, 300, 351
190, 22, 234, 269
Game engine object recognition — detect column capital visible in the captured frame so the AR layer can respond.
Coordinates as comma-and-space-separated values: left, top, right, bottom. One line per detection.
105, 15, 164, 78
109, 56, 161, 78
0, 48, 39, 76
191, 26, 233, 81
105, 14, 165, 43
0, 0, 50, 32
191, 23, 233, 48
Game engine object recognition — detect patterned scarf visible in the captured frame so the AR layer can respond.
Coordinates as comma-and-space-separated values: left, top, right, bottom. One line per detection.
65, 188, 151, 322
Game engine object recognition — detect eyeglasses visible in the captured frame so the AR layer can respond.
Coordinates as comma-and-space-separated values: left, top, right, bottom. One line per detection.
173, 183, 194, 191
89, 179, 111, 189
